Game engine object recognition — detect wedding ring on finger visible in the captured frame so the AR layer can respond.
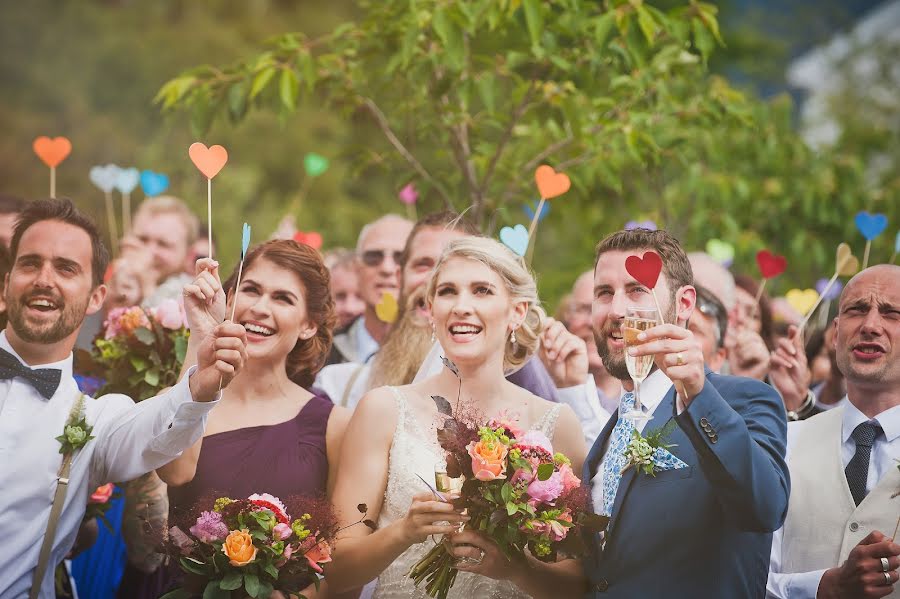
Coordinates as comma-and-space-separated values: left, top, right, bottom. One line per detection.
675, 352, 685, 366
882, 557, 891, 573
884, 571, 892, 585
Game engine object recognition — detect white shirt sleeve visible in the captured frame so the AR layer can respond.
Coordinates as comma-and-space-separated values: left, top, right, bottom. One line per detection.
556, 376, 610, 446
767, 526, 826, 598
90, 365, 219, 484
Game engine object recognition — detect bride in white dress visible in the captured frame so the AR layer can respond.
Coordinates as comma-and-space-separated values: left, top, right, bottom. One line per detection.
328, 237, 588, 599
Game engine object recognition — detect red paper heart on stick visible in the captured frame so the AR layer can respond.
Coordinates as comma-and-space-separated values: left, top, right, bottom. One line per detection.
33, 136, 72, 168
293, 231, 323, 250
189, 142, 228, 179
534, 165, 571, 199
756, 250, 787, 279
625, 251, 663, 289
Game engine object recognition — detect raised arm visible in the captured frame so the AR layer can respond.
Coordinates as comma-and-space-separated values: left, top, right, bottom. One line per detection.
326, 387, 467, 592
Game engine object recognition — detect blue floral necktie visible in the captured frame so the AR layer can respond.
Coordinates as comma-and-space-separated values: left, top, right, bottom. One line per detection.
598, 392, 636, 517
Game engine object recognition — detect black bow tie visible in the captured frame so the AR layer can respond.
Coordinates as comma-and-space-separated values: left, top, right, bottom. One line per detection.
0, 346, 62, 400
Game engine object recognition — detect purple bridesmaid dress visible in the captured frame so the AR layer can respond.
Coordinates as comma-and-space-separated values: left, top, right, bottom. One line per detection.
116, 392, 333, 598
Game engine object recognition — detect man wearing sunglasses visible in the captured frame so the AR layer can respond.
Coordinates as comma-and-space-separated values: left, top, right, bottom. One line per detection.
327, 214, 413, 365
688, 285, 729, 373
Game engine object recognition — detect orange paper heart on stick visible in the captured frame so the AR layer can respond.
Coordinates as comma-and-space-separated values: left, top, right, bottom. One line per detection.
534, 165, 570, 199
189, 143, 228, 179
33, 136, 72, 168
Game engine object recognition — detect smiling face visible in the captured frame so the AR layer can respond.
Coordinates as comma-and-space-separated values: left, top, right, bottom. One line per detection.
834, 265, 900, 390
5, 220, 105, 346
229, 257, 317, 362
132, 211, 191, 283
591, 250, 680, 381
430, 257, 526, 369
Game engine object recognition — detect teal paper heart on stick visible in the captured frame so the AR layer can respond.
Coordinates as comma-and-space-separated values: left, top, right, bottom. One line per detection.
241, 222, 252, 258
140, 170, 169, 197
115, 167, 140, 194
304, 153, 329, 177
705, 239, 735, 266
499, 225, 529, 257
89, 164, 120, 193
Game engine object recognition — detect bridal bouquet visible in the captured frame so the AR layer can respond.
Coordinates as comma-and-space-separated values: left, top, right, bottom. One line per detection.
76, 300, 190, 401
408, 384, 606, 598
161, 493, 340, 599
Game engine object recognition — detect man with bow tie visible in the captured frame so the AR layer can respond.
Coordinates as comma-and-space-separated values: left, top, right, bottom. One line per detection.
0, 199, 248, 599
581, 228, 790, 597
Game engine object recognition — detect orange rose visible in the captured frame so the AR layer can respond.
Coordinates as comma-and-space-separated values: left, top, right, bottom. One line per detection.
222, 529, 257, 567
89, 483, 114, 504
467, 440, 508, 481
302, 539, 332, 573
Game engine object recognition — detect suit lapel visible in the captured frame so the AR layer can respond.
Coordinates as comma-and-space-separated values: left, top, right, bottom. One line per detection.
607, 386, 677, 535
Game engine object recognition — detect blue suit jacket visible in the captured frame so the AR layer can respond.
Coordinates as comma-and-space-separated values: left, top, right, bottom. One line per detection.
582, 371, 789, 598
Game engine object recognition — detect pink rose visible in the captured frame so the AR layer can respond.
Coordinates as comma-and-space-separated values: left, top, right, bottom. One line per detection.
103, 307, 128, 339
467, 440, 508, 482
89, 483, 114, 504
300, 538, 332, 573
155, 298, 186, 330
274, 522, 293, 541
527, 471, 564, 504
510, 467, 534, 486
518, 430, 553, 454
520, 519, 550, 535
558, 463, 582, 493
489, 409, 524, 439
549, 511, 573, 541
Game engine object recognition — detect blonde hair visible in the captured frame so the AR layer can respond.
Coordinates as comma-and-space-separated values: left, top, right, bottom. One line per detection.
426, 237, 545, 371
133, 195, 199, 246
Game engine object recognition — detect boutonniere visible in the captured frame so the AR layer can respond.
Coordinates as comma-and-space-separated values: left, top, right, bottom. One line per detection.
55, 394, 94, 455
623, 420, 678, 476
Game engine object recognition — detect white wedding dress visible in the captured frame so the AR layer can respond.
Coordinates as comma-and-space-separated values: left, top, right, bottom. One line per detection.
372, 386, 563, 599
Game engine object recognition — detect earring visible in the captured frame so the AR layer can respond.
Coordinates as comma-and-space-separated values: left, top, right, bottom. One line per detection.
510, 329, 517, 346
431, 322, 436, 343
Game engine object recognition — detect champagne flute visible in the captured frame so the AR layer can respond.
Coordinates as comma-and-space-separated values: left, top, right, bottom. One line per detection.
621, 306, 660, 421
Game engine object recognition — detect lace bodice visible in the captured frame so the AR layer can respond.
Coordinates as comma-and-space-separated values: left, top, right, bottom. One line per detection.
372, 387, 563, 599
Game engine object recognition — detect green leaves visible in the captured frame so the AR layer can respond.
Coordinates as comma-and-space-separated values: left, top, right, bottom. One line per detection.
219, 571, 243, 591
522, 0, 543, 49
279, 69, 299, 111
537, 463, 555, 481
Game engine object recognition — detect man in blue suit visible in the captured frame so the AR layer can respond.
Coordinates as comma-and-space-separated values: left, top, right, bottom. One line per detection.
583, 228, 790, 597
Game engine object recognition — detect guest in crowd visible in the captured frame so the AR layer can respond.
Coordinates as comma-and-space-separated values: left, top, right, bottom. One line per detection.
582, 228, 789, 597
183, 223, 215, 275
767, 264, 900, 598
118, 240, 350, 598
688, 284, 729, 372
727, 273, 775, 380
124, 195, 198, 308
0, 198, 247, 599
688, 251, 737, 324
807, 321, 848, 410
0, 193, 25, 248
328, 236, 586, 598
324, 247, 366, 330
327, 215, 413, 365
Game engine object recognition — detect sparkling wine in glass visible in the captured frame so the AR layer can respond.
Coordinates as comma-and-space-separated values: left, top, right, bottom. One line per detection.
621, 306, 660, 421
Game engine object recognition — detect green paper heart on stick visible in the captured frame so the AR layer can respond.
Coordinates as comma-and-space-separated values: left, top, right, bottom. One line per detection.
304, 153, 329, 177
705, 239, 735, 266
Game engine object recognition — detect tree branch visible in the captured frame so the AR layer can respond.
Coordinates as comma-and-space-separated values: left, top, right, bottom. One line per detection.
480, 80, 537, 193
361, 97, 455, 212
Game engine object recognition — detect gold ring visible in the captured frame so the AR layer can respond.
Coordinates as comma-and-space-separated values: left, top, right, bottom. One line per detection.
676, 353, 685, 366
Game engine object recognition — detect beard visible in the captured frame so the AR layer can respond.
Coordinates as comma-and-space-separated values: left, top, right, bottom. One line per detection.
368, 287, 434, 389
5, 288, 88, 344
594, 301, 676, 382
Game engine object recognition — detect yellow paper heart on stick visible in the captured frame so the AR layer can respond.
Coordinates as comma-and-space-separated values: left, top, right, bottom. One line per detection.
786, 289, 819, 316
375, 292, 398, 324
836, 243, 859, 277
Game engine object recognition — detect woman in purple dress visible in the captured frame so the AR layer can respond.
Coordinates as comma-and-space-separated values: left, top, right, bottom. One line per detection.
118, 239, 350, 598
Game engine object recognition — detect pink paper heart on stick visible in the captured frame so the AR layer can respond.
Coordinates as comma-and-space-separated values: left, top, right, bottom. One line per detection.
188, 143, 228, 179
624, 251, 663, 289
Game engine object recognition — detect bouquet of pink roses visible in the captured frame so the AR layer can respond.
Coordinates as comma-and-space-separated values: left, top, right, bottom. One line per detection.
162, 493, 344, 599
408, 392, 606, 599
75, 299, 190, 401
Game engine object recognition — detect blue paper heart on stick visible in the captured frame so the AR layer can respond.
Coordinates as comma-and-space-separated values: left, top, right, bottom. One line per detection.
522, 200, 550, 222
241, 222, 252, 258
115, 167, 140, 194
140, 170, 169, 197
815, 278, 842, 301
854, 211, 888, 241
625, 219, 657, 231
89, 164, 120, 193
499, 224, 529, 257
895, 230, 900, 254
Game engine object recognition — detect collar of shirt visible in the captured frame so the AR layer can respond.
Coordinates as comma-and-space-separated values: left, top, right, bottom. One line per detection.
354, 316, 380, 363
0, 330, 72, 379
842, 399, 900, 445
620, 367, 673, 418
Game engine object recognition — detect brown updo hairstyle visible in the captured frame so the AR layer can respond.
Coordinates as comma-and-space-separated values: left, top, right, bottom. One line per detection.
223, 239, 336, 388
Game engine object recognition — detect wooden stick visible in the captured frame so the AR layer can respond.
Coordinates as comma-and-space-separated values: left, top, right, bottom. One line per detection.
206, 178, 213, 259
799, 272, 839, 333
406, 203, 418, 222
289, 175, 314, 217
122, 192, 132, 235
862, 240, 871, 270
892, 514, 900, 541
104, 191, 119, 257
50, 167, 56, 199
751, 278, 769, 321
524, 197, 546, 265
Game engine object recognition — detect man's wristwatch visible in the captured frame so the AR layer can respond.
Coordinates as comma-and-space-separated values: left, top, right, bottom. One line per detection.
786, 390, 816, 421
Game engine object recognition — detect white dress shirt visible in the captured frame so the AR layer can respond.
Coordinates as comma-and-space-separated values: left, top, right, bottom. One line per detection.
557, 376, 612, 447
767, 401, 900, 598
589, 368, 674, 515
0, 331, 218, 599
355, 316, 381, 364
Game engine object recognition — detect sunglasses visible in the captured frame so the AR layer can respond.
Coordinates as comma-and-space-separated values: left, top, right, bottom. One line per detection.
360, 249, 403, 267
